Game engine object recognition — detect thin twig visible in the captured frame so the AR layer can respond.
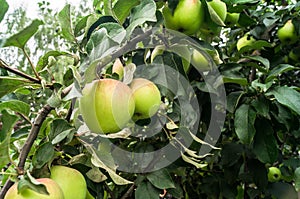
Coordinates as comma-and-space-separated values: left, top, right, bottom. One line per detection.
120, 184, 136, 199
22, 48, 41, 81
0, 59, 40, 84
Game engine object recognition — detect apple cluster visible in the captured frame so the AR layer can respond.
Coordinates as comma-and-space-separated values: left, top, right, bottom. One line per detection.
79, 78, 161, 134
5, 166, 92, 199
162, 0, 240, 37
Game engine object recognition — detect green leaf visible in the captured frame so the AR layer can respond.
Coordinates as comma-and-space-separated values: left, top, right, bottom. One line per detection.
58, 4, 76, 43
294, 167, 300, 191
18, 174, 49, 195
48, 119, 73, 142
251, 96, 270, 119
207, 2, 225, 26
0, 77, 38, 99
0, 0, 9, 23
32, 142, 55, 169
4, 19, 43, 48
222, 76, 248, 86
267, 182, 297, 199
253, 119, 278, 163
266, 86, 300, 115
0, 110, 18, 169
36, 51, 71, 72
234, 104, 256, 144
146, 169, 175, 189
0, 100, 30, 116
135, 181, 161, 199
266, 64, 296, 82
126, 0, 156, 36
243, 55, 270, 71
113, 0, 140, 24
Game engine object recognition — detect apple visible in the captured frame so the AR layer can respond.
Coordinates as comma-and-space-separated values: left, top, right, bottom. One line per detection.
207, 0, 227, 23
236, 33, 256, 51
267, 166, 282, 182
86, 190, 95, 199
130, 78, 161, 120
225, 12, 240, 27
4, 178, 64, 199
79, 79, 135, 133
50, 166, 87, 199
191, 49, 212, 72
277, 20, 298, 45
112, 58, 124, 80
162, 0, 204, 35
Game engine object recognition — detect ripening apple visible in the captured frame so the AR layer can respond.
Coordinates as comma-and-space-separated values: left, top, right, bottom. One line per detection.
207, 0, 227, 23
236, 33, 256, 51
4, 178, 64, 199
162, 0, 204, 35
191, 49, 212, 72
79, 79, 135, 133
50, 165, 87, 199
130, 78, 161, 120
225, 12, 240, 27
277, 20, 298, 45
267, 166, 282, 182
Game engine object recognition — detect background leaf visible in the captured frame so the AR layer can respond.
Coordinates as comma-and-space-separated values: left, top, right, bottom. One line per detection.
58, 4, 76, 43
113, 0, 140, 24
4, 19, 43, 48
0, 0, 9, 23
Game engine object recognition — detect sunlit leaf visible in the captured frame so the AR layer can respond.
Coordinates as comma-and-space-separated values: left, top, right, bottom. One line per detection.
0, 100, 30, 116
0, 0, 9, 23
4, 19, 43, 48
58, 4, 76, 43
113, 0, 140, 24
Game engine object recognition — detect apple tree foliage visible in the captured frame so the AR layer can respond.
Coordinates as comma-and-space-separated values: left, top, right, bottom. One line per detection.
1, 0, 300, 198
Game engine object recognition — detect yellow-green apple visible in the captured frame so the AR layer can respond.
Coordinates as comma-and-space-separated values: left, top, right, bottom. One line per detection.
79, 79, 135, 133
207, 0, 227, 23
277, 20, 298, 45
4, 178, 64, 199
130, 78, 161, 120
236, 33, 256, 51
86, 190, 95, 199
267, 166, 282, 182
191, 49, 212, 71
162, 0, 204, 35
225, 12, 240, 26
112, 58, 124, 80
50, 165, 87, 199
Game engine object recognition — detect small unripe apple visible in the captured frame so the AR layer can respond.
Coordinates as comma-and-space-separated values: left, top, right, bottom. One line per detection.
267, 166, 282, 182
207, 0, 227, 22
50, 166, 87, 199
225, 12, 240, 26
191, 50, 212, 72
236, 33, 256, 51
79, 79, 135, 133
162, 0, 204, 35
277, 20, 298, 45
130, 78, 161, 120
4, 178, 64, 199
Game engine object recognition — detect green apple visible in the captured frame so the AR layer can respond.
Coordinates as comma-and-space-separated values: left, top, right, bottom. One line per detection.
112, 58, 124, 80
5, 178, 64, 199
191, 49, 212, 71
86, 189, 95, 199
130, 78, 161, 120
236, 33, 256, 51
162, 0, 204, 35
225, 12, 240, 27
79, 79, 135, 133
207, 0, 227, 23
267, 166, 282, 182
277, 20, 298, 45
50, 166, 87, 199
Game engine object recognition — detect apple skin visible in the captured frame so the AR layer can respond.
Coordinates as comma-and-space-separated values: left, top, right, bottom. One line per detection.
225, 12, 240, 26
277, 20, 298, 45
207, 0, 227, 22
79, 79, 135, 134
162, 0, 204, 35
130, 78, 161, 120
267, 167, 282, 182
50, 165, 87, 199
191, 50, 212, 72
4, 178, 64, 199
236, 33, 256, 51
